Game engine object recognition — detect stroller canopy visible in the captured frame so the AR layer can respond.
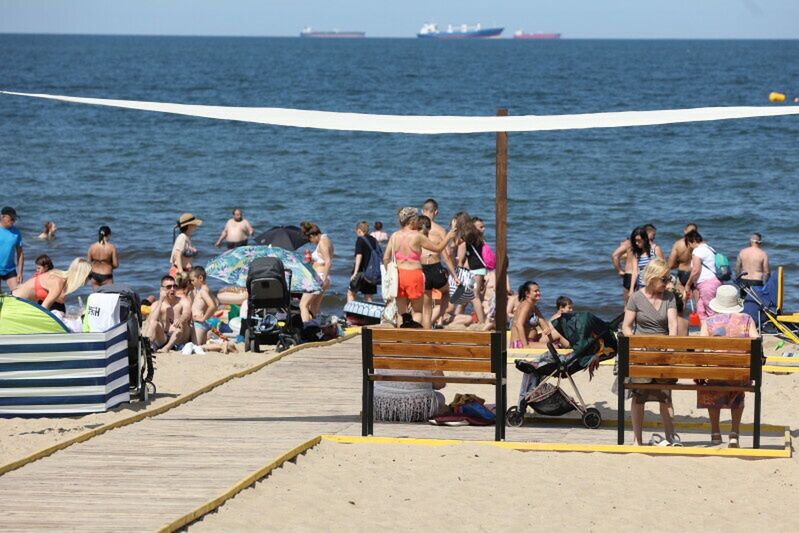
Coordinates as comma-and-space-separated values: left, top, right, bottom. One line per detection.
246, 257, 286, 288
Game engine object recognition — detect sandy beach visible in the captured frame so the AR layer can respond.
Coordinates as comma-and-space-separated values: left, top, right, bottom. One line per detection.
0, 344, 273, 467
187, 336, 799, 532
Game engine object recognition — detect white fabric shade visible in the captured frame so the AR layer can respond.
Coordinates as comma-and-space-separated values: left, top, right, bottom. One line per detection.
3, 90, 799, 134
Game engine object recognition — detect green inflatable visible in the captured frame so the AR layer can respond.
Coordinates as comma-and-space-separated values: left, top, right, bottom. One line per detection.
0, 295, 69, 334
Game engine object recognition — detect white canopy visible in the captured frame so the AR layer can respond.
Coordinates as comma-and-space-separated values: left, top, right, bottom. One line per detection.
3, 90, 799, 134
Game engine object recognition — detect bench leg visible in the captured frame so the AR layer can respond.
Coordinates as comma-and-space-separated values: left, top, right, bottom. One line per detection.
495, 378, 503, 442
362, 376, 369, 436
501, 380, 507, 440
617, 380, 625, 445
754, 388, 761, 449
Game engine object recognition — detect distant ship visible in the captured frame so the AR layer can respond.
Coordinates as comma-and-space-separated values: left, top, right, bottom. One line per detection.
417, 23, 504, 39
513, 30, 561, 40
300, 27, 365, 38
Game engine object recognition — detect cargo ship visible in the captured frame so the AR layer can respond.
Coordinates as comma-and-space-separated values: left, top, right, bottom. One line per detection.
300, 27, 365, 38
513, 30, 561, 40
417, 23, 504, 39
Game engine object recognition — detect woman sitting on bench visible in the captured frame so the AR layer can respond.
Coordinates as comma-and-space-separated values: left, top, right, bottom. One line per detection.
698, 284, 759, 448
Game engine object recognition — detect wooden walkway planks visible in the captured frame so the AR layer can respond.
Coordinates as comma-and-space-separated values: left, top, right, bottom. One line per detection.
0, 337, 787, 532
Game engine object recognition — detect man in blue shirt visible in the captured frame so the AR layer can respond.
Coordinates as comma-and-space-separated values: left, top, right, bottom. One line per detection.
0, 206, 24, 292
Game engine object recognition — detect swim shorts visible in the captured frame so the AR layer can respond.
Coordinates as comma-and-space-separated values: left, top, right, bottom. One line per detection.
422, 263, 449, 290
622, 273, 632, 290
0, 270, 17, 281
470, 268, 488, 277
226, 239, 249, 250
677, 270, 691, 287
193, 320, 211, 331
397, 268, 425, 300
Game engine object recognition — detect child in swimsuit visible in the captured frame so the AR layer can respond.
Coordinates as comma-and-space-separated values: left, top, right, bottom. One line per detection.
189, 266, 217, 345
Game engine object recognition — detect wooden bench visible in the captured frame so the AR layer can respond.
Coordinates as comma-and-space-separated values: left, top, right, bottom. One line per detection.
617, 335, 764, 447
362, 328, 507, 441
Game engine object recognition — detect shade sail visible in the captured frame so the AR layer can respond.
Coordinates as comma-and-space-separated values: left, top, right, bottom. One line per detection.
3, 90, 799, 134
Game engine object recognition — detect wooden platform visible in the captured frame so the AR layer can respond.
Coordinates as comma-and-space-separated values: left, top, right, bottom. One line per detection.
0, 338, 789, 532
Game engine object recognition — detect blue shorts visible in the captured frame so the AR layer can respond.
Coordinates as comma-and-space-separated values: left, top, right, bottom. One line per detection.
193, 320, 211, 332
0, 270, 17, 281
470, 268, 487, 277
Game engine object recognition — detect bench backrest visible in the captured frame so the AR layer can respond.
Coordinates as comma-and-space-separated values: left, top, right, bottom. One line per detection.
618, 335, 763, 382
363, 328, 503, 375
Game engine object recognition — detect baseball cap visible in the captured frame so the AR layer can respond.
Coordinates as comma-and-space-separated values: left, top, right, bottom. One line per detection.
1, 207, 18, 220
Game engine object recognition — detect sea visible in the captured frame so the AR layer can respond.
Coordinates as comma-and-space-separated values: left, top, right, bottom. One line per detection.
2, 35, 799, 319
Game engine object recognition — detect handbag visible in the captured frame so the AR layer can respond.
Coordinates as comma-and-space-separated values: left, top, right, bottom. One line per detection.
381, 244, 398, 300
449, 267, 475, 305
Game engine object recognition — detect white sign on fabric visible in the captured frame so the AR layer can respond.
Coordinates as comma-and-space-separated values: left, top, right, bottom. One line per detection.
3, 91, 799, 135
84, 293, 120, 333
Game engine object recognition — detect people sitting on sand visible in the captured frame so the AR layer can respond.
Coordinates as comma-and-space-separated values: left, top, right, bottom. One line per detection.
374, 370, 449, 422
87, 225, 118, 290
683, 229, 720, 322
214, 208, 254, 249
37, 221, 57, 241
189, 266, 218, 345
13, 257, 92, 315
698, 284, 759, 448
370, 221, 388, 245
383, 207, 456, 327
549, 295, 574, 322
736, 233, 769, 296
299, 221, 334, 322
509, 281, 570, 349
621, 258, 681, 446
146, 275, 191, 353
348, 221, 379, 303
170, 213, 202, 277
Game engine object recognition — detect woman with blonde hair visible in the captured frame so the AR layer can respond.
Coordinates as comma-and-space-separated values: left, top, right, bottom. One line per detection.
13, 258, 92, 314
384, 207, 457, 326
299, 221, 334, 322
621, 258, 681, 446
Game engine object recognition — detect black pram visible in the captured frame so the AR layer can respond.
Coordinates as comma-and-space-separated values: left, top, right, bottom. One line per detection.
506, 311, 621, 429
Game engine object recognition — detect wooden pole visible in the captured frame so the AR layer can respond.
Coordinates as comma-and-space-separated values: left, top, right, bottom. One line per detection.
495, 109, 508, 336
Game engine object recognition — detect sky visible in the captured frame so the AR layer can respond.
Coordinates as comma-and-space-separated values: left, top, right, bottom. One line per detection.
1, 0, 798, 39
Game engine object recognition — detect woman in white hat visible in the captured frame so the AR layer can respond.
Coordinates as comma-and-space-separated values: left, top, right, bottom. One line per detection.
170, 213, 202, 277
698, 284, 759, 448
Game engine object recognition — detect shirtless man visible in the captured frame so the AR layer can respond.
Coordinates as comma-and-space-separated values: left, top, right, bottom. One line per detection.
667, 223, 698, 291
215, 208, 254, 249
420, 199, 458, 329
146, 275, 191, 352
736, 233, 770, 292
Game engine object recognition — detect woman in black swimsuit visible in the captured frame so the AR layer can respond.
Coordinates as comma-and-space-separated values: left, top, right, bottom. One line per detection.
87, 225, 119, 289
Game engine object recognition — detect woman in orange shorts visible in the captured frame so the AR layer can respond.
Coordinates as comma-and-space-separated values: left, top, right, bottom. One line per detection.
384, 207, 457, 327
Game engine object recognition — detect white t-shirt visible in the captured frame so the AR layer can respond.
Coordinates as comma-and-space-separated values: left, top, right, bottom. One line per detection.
693, 243, 717, 283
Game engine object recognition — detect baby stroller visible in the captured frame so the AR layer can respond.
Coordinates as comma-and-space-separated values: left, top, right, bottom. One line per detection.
241, 257, 303, 353
97, 284, 156, 401
737, 270, 799, 344
506, 311, 621, 429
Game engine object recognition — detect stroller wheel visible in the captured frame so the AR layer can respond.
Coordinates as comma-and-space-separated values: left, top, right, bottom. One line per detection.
581, 407, 602, 429
505, 406, 525, 427
276, 336, 299, 353
145, 381, 156, 399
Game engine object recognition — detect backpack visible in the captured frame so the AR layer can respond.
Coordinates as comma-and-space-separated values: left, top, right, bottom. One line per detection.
714, 251, 732, 282
360, 237, 383, 285
481, 243, 497, 270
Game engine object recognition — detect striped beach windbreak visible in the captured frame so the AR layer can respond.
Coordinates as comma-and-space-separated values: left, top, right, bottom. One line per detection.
0, 322, 130, 416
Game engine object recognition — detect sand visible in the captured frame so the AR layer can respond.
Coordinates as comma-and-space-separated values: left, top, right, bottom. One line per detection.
0, 344, 275, 467
188, 337, 799, 532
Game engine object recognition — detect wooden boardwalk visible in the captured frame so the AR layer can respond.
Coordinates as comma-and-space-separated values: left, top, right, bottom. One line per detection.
0, 337, 786, 532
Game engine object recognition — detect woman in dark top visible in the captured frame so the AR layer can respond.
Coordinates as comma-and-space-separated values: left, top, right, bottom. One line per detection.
348, 220, 379, 302
455, 213, 488, 325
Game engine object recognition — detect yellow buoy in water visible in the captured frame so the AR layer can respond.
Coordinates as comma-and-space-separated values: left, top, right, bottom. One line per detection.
769, 91, 786, 103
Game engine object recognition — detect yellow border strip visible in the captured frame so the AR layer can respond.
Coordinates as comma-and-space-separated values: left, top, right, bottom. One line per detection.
519, 415, 786, 434
157, 436, 322, 533
0, 333, 357, 477
321, 434, 791, 458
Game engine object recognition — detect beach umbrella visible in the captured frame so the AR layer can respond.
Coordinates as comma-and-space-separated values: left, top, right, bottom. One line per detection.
253, 225, 308, 250
205, 245, 322, 293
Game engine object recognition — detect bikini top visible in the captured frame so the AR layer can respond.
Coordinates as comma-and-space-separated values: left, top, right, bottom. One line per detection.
311, 234, 327, 265
394, 231, 421, 262
33, 273, 49, 302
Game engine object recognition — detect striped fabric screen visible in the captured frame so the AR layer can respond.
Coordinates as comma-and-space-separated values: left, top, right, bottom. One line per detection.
0, 322, 131, 416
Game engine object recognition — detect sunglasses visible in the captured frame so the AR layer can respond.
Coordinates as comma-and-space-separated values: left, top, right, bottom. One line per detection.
659, 276, 672, 283
162, 284, 176, 289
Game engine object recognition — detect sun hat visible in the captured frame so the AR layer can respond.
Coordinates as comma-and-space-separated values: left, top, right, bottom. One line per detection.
708, 284, 743, 314
177, 213, 203, 228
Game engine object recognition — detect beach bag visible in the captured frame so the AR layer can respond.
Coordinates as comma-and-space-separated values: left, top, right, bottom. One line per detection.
449, 267, 475, 305
714, 251, 732, 282
360, 237, 383, 285
82, 293, 120, 333
480, 243, 497, 270
381, 247, 398, 300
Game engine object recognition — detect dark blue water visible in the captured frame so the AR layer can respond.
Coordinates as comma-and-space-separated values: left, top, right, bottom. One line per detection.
2, 35, 799, 317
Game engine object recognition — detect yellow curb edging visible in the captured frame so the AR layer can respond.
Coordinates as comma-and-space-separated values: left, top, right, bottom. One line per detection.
519, 415, 786, 434
0, 333, 358, 477
321, 433, 792, 458
157, 436, 323, 533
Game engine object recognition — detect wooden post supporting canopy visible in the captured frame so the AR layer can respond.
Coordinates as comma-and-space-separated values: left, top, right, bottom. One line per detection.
495, 108, 508, 339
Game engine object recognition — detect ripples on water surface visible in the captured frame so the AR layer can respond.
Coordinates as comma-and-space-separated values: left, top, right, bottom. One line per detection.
2, 36, 799, 317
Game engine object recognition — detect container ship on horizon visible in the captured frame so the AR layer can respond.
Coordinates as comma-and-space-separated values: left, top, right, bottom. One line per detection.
417, 23, 504, 39
513, 30, 561, 40
300, 27, 365, 38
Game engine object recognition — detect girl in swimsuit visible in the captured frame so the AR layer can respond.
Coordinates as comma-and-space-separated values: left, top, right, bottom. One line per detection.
170, 213, 202, 277
454, 213, 489, 325
509, 281, 569, 349
384, 207, 457, 327
627, 226, 664, 294
13, 256, 92, 315
299, 221, 334, 322
87, 225, 119, 290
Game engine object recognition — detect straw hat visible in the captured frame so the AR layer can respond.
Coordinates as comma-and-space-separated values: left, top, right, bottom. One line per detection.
708, 284, 743, 314
177, 213, 203, 229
